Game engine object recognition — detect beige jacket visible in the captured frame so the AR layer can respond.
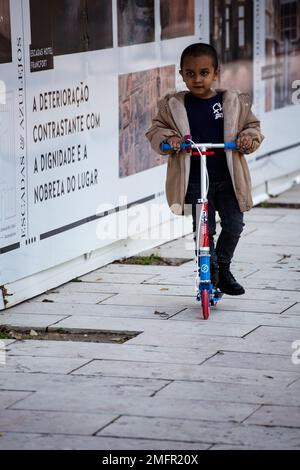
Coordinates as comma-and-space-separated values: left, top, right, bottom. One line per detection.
146, 89, 264, 215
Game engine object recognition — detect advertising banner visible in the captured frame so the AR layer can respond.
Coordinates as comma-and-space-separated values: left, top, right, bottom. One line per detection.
211, 0, 300, 191
0, 0, 299, 307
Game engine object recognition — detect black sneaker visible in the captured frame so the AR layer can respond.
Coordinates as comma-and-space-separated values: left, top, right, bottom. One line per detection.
218, 263, 245, 296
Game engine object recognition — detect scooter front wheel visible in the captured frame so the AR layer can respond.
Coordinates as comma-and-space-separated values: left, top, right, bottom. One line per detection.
201, 289, 210, 320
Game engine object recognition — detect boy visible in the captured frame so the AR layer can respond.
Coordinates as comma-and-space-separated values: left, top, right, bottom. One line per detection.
146, 43, 264, 295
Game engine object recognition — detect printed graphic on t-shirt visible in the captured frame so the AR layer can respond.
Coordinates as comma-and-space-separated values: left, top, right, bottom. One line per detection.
213, 102, 223, 120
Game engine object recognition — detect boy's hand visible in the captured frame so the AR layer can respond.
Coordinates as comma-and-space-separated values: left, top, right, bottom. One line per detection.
236, 135, 253, 154
166, 136, 182, 154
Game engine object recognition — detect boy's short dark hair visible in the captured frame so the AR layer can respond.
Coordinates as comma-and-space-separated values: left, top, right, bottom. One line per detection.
180, 43, 219, 70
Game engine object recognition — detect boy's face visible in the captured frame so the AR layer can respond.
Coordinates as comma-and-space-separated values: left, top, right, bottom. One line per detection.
180, 55, 219, 99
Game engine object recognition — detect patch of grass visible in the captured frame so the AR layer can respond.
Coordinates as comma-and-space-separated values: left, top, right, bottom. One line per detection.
0, 329, 11, 339
257, 202, 278, 208
115, 253, 190, 266
0, 326, 22, 340
257, 201, 300, 209
132, 254, 163, 265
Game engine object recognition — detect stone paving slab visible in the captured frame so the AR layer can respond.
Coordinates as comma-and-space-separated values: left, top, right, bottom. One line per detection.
138, 247, 194, 261
245, 269, 300, 281
0, 340, 16, 346
275, 259, 300, 270
0, 409, 117, 436
0, 391, 33, 409
282, 303, 300, 315
171, 308, 284, 323
267, 184, 300, 205
97, 415, 300, 449
174, 311, 300, 329
54, 282, 300, 304
244, 213, 282, 223
248, 227, 300, 239
245, 405, 300, 428
71, 358, 299, 387
288, 378, 300, 392
49, 281, 197, 297
127, 332, 295, 356
233, 245, 300, 263
51, 315, 259, 338
101, 293, 196, 307
141, 274, 206, 286
275, 213, 300, 223
246, 208, 300, 215
199, 351, 298, 372
243, 222, 300, 237
31, 292, 116, 304
0, 355, 91, 375
0, 372, 170, 400
231, 253, 287, 264
244, 325, 300, 342
243, 278, 299, 291
203, 297, 292, 314
10, 387, 258, 424
237, 243, 300, 255
4, 341, 216, 365
0, 313, 70, 329
0, 432, 209, 450
79, 271, 158, 284
81, 264, 190, 276
209, 444, 268, 450
7, 302, 183, 320
242, 236, 300, 247
152, 380, 300, 406
237, 238, 300, 250
142, 272, 298, 290
135, 234, 195, 258
101, 293, 293, 314
1, 371, 164, 397
8, 332, 293, 364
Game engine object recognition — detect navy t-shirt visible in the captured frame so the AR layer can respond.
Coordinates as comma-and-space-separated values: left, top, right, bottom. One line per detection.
184, 91, 230, 195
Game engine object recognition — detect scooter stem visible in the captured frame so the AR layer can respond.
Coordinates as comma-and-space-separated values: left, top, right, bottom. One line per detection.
200, 146, 207, 202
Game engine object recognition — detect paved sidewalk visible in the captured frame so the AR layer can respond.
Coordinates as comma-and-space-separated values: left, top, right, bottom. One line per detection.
0, 185, 300, 450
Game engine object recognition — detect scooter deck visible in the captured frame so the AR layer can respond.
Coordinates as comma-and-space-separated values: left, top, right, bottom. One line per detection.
196, 286, 224, 305
210, 289, 224, 306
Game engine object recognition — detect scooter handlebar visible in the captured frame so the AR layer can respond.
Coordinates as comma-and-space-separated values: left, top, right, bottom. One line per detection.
161, 142, 190, 152
161, 140, 237, 152
224, 141, 237, 150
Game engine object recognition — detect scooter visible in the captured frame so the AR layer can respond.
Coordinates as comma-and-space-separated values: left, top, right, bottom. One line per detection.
162, 135, 237, 319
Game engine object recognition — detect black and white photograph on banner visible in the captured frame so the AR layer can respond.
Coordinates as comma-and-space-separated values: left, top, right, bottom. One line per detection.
117, 0, 155, 47
210, 0, 254, 97
160, 0, 195, 40
119, 65, 175, 177
0, 0, 12, 64
265, 0, 300, 111
29, 0, 113, 57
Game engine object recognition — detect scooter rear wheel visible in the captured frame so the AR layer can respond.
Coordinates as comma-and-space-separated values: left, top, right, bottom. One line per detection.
201, 289, 210, 320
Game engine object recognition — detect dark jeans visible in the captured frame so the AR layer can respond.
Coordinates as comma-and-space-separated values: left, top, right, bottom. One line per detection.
185, 180, 245, 265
